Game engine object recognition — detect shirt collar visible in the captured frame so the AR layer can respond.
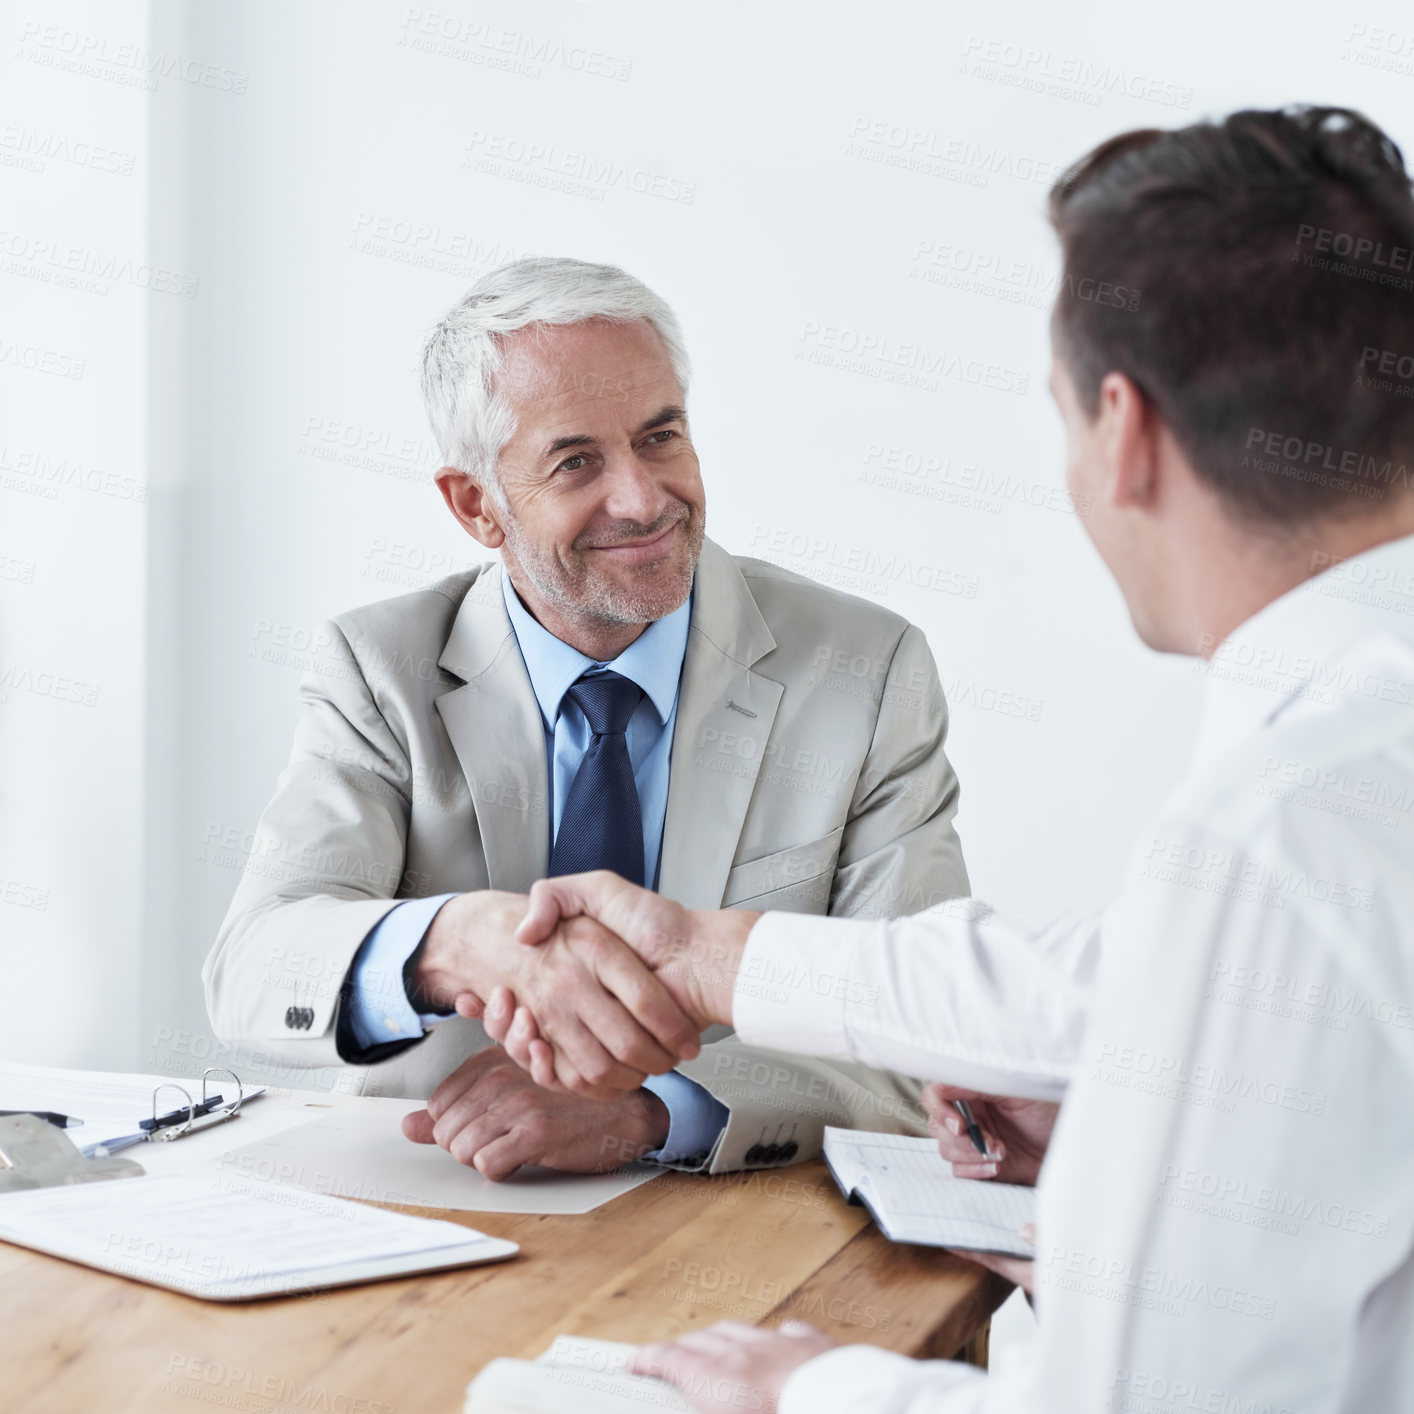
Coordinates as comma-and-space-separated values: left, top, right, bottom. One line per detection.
499, 567, 692, 729
1193, 531, 1414, 766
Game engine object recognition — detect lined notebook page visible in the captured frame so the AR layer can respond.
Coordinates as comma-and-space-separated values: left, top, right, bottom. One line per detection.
823, 1128, 1035, 1257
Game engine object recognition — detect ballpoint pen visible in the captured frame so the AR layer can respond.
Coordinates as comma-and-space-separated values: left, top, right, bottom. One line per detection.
81, 1130, 149, 1159
952, 1100, 989, 1157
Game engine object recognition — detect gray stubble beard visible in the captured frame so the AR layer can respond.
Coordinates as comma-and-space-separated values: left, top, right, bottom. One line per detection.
502, 503, 704, 634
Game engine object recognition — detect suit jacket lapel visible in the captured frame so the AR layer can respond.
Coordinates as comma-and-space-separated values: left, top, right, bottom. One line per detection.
658, 540, 783, 909
434, 564, 550, 892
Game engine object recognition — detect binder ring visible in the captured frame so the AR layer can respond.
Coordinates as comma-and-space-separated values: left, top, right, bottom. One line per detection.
201, 1067, 245, 1118
150, 1083, 196, 1142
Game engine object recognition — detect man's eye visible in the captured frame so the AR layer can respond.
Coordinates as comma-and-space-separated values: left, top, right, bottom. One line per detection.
558, 454, 588, 472
648, 430, 676, 444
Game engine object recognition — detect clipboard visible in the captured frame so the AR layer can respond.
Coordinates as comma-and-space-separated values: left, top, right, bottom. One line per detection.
0, 1114, 145, 1193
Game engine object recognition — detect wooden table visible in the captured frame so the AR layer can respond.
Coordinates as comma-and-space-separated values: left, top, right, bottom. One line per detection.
1, 1160, 1011, 1413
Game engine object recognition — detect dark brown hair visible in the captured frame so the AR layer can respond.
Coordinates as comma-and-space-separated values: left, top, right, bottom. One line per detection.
1049, 106, 1414, 525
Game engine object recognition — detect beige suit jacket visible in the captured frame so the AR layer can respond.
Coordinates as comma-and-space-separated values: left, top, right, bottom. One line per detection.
203, 538, 969, 1171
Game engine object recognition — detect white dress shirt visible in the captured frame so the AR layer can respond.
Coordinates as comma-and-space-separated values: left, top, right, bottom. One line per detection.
734, 534, 1414, 1414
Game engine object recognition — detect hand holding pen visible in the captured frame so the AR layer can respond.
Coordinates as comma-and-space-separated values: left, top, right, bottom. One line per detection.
920, 1084, 1060, 1187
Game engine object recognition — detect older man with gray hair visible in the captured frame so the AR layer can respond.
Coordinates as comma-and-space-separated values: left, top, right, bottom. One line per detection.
204, 256, 970, 1179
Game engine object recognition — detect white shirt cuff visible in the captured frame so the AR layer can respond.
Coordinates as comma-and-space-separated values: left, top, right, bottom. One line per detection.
732, 911, 881, 1060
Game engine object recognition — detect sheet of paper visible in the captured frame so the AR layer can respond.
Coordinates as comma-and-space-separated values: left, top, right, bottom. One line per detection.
0, 1171, 500, 1292
204, 1096, 663, 1214
824, 1128, 1035, 1255
131, 1093, 356, 1176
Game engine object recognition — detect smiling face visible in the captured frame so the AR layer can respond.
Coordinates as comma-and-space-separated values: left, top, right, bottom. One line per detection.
461, 317, 706, 657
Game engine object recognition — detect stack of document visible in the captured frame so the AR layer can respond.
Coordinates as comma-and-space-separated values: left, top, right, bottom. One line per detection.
822, 1127, 1036, 1258
466, 1336, 691, 1414
0, 1171, 517, 1300
0, 1062, 522, 1298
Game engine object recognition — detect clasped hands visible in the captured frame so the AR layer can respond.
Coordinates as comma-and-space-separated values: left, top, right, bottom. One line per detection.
477, 872, 756, 1094
407, 873, 750, 1099
398, 876, 753, 1180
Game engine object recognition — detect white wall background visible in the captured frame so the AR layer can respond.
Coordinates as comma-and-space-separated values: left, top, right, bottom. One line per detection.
4, 0, 1414, 1075
1, 1, 151, 1065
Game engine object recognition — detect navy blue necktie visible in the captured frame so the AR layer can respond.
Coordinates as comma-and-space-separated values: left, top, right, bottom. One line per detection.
548, 671, 646, 887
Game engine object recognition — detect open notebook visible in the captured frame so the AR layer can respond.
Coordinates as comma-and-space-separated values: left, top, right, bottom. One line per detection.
0, 1171, 517, 1299
823, 1127, 1035, 1258
466, 1336, 692, 1414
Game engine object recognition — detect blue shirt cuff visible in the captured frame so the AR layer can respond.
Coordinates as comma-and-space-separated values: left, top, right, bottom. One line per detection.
342, 893, 460, 1055
641, 1069, 729, 1167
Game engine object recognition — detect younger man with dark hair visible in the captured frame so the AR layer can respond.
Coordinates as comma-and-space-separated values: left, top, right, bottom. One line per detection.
493, 106, 1414, 1413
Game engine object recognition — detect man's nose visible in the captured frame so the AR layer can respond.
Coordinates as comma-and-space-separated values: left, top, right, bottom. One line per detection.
600, 453, 670, 524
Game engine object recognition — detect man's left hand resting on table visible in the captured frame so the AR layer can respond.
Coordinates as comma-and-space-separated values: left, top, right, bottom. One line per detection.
402, 1046, 672, 1181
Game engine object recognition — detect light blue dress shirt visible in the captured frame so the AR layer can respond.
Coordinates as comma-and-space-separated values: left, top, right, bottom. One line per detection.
342, 572, 727, 1165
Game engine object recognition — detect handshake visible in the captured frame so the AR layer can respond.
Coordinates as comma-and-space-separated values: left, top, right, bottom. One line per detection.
411, 873, 762, 1099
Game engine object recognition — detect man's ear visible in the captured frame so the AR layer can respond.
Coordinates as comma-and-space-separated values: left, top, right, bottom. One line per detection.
1096, 372, 1161, 511
435, 466, 507, 549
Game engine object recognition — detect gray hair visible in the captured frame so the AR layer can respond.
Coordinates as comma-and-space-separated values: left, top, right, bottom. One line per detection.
420, 257, 691, 501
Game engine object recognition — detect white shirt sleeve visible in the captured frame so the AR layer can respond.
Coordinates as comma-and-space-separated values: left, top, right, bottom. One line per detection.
758, 819, 1414, 1414
733, 900, 1104, 1102
1026, 822, 1414, 1414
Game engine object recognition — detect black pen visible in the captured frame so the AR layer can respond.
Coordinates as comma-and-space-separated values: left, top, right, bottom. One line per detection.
952, 1101, 989, 1157
0, 1110, 82, 1129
